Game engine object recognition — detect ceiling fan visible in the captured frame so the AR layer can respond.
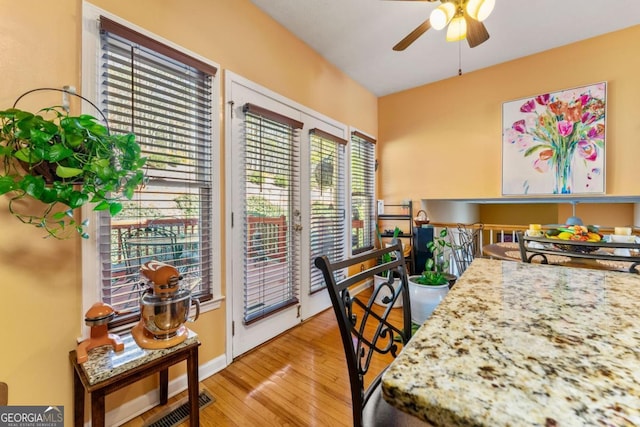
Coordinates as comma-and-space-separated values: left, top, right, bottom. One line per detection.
390, 0, 495, 51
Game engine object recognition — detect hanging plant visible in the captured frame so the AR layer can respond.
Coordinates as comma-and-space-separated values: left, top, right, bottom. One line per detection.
0, 88, 146, 239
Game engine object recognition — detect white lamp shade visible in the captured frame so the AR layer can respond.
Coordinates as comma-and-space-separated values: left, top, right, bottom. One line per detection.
466, 0, 495, 22
430, 3, 456, 30
446, 15, 467, 42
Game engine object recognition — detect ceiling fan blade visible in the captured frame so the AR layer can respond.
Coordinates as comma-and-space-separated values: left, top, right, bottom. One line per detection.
464, 15, 490, 48
393, 19, 431, 51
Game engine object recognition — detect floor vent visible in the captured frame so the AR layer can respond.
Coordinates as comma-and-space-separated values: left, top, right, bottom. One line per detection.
144, 389, 215, 427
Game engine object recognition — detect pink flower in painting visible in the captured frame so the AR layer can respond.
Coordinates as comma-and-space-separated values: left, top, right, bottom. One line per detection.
504, 128, 519, 145
588, 124, 604, 139
557, 120, 574, 137
577, 140, 597, 161
516, 133, 534, 151
581, 112, 596, 125
535, 94, 550, 105
512, 119, 526, 133
520, 99, 536, 113
579, 94, 590, 106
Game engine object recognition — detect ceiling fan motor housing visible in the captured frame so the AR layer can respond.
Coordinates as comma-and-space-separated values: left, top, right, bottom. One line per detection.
391, 0, 493, 51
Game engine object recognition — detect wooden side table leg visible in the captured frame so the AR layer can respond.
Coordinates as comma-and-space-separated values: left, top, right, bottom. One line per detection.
187, 346, 199, 426
91, 390, 106, 427
159, 368, 169, 405
73, 368, 84, 427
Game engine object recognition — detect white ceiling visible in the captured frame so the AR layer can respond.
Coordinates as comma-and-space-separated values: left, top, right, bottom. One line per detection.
249, 0, 640, 97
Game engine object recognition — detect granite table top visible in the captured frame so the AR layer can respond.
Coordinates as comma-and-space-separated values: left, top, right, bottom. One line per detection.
382, 257, 640, 426
79, 329, 199, 385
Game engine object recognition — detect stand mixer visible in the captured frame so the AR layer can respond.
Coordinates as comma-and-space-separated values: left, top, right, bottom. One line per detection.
131, 260, 200, 349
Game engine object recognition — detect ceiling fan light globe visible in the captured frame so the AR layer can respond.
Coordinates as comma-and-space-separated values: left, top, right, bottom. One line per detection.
430, 3, 456, 30
446, 15, 467, 41
466, 0, 495, 22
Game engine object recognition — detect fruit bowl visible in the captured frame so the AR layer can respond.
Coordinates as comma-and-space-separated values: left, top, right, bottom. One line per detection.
544, 225, 602, 253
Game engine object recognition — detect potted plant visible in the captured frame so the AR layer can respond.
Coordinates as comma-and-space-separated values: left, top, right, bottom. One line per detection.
408, 227, 456, 323
0, 99, 146, 239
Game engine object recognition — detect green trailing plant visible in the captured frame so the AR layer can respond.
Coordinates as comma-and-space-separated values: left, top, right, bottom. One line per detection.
412, 227, 452, 286
0, 94, 146, 239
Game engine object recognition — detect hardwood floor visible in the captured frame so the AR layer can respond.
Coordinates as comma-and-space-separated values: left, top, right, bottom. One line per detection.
122, 293, 402, 427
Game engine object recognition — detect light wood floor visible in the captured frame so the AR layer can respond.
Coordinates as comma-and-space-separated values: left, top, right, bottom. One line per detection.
122, 294, 401, 427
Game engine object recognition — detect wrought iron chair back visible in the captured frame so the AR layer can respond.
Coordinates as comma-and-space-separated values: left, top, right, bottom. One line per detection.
121, 226, 180, 272
314, 240, 423, 427
450, 222, 484, 276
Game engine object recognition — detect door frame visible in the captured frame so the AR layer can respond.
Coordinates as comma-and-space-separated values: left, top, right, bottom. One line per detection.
224, 72, 349, 361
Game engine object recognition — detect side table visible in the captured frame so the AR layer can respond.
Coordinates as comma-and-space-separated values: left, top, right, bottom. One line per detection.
69, 329, 200, 427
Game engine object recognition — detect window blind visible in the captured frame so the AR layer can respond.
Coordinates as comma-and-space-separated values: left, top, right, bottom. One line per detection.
98, 17, 215, 324
242, 103, 301, 324
309, 129, 347, 293
351, 131, 376, 254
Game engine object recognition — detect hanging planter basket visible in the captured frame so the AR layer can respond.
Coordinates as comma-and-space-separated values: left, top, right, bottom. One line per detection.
0, 87, 147, 239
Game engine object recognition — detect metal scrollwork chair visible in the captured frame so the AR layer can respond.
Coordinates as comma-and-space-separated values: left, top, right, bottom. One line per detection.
122, 226, 180, 270
314, 240, 428, 427
120, 227, 180, 302
449, 222, 484, 276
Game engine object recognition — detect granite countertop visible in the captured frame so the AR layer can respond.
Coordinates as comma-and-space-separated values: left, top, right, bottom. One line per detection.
382, 258, 640, 426
80, 329, 198, 385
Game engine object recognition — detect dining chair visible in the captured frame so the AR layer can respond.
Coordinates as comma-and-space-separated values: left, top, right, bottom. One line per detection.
120, 226, 182, 302
122, 226, 181, 269
449, 222, 484, 276
314, 240, 429, 427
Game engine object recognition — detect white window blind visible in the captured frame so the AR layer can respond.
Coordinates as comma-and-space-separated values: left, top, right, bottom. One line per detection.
98, 17, 216, 325
242, 103, 302, 324
309, 129, 347, 293
351, 131, 376, 254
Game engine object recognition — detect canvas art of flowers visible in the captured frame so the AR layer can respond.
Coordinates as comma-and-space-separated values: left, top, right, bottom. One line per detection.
502, 82, 606, 195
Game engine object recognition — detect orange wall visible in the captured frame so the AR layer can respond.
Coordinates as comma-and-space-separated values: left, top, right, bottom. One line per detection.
0, 0, 377, 422
378, 25, 640, 203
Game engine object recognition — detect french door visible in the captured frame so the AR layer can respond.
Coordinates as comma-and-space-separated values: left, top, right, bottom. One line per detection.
226, 74, 347, 357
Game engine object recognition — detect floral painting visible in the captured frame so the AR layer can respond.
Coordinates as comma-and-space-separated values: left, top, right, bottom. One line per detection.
502, 82, 606, 195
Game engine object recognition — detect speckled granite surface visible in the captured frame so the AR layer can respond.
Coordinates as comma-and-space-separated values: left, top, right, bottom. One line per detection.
382, 258, 640, 426
81, 329, 198, 385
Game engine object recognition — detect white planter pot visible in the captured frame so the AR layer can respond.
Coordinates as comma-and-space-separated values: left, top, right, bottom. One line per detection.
408, 275, 449, 324
373, 275, 403, 308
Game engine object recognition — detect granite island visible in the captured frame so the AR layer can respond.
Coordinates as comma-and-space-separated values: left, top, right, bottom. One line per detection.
382, 257, 640, 426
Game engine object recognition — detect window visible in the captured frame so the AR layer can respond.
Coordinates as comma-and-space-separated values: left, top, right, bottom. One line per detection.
350, 131, 376, 254
309, 129, 347, 293
95, 16, 217, 325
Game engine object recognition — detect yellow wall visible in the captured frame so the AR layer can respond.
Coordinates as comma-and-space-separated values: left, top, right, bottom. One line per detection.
0, 0, 376, 423
378, 25, 640, 203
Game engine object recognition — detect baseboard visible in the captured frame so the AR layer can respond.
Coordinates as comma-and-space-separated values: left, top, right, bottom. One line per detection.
89, 353, 228, 427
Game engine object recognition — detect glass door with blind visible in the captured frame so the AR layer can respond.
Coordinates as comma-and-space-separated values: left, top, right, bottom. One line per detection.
227, 76, 348, 357
228, 80, 304, 357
